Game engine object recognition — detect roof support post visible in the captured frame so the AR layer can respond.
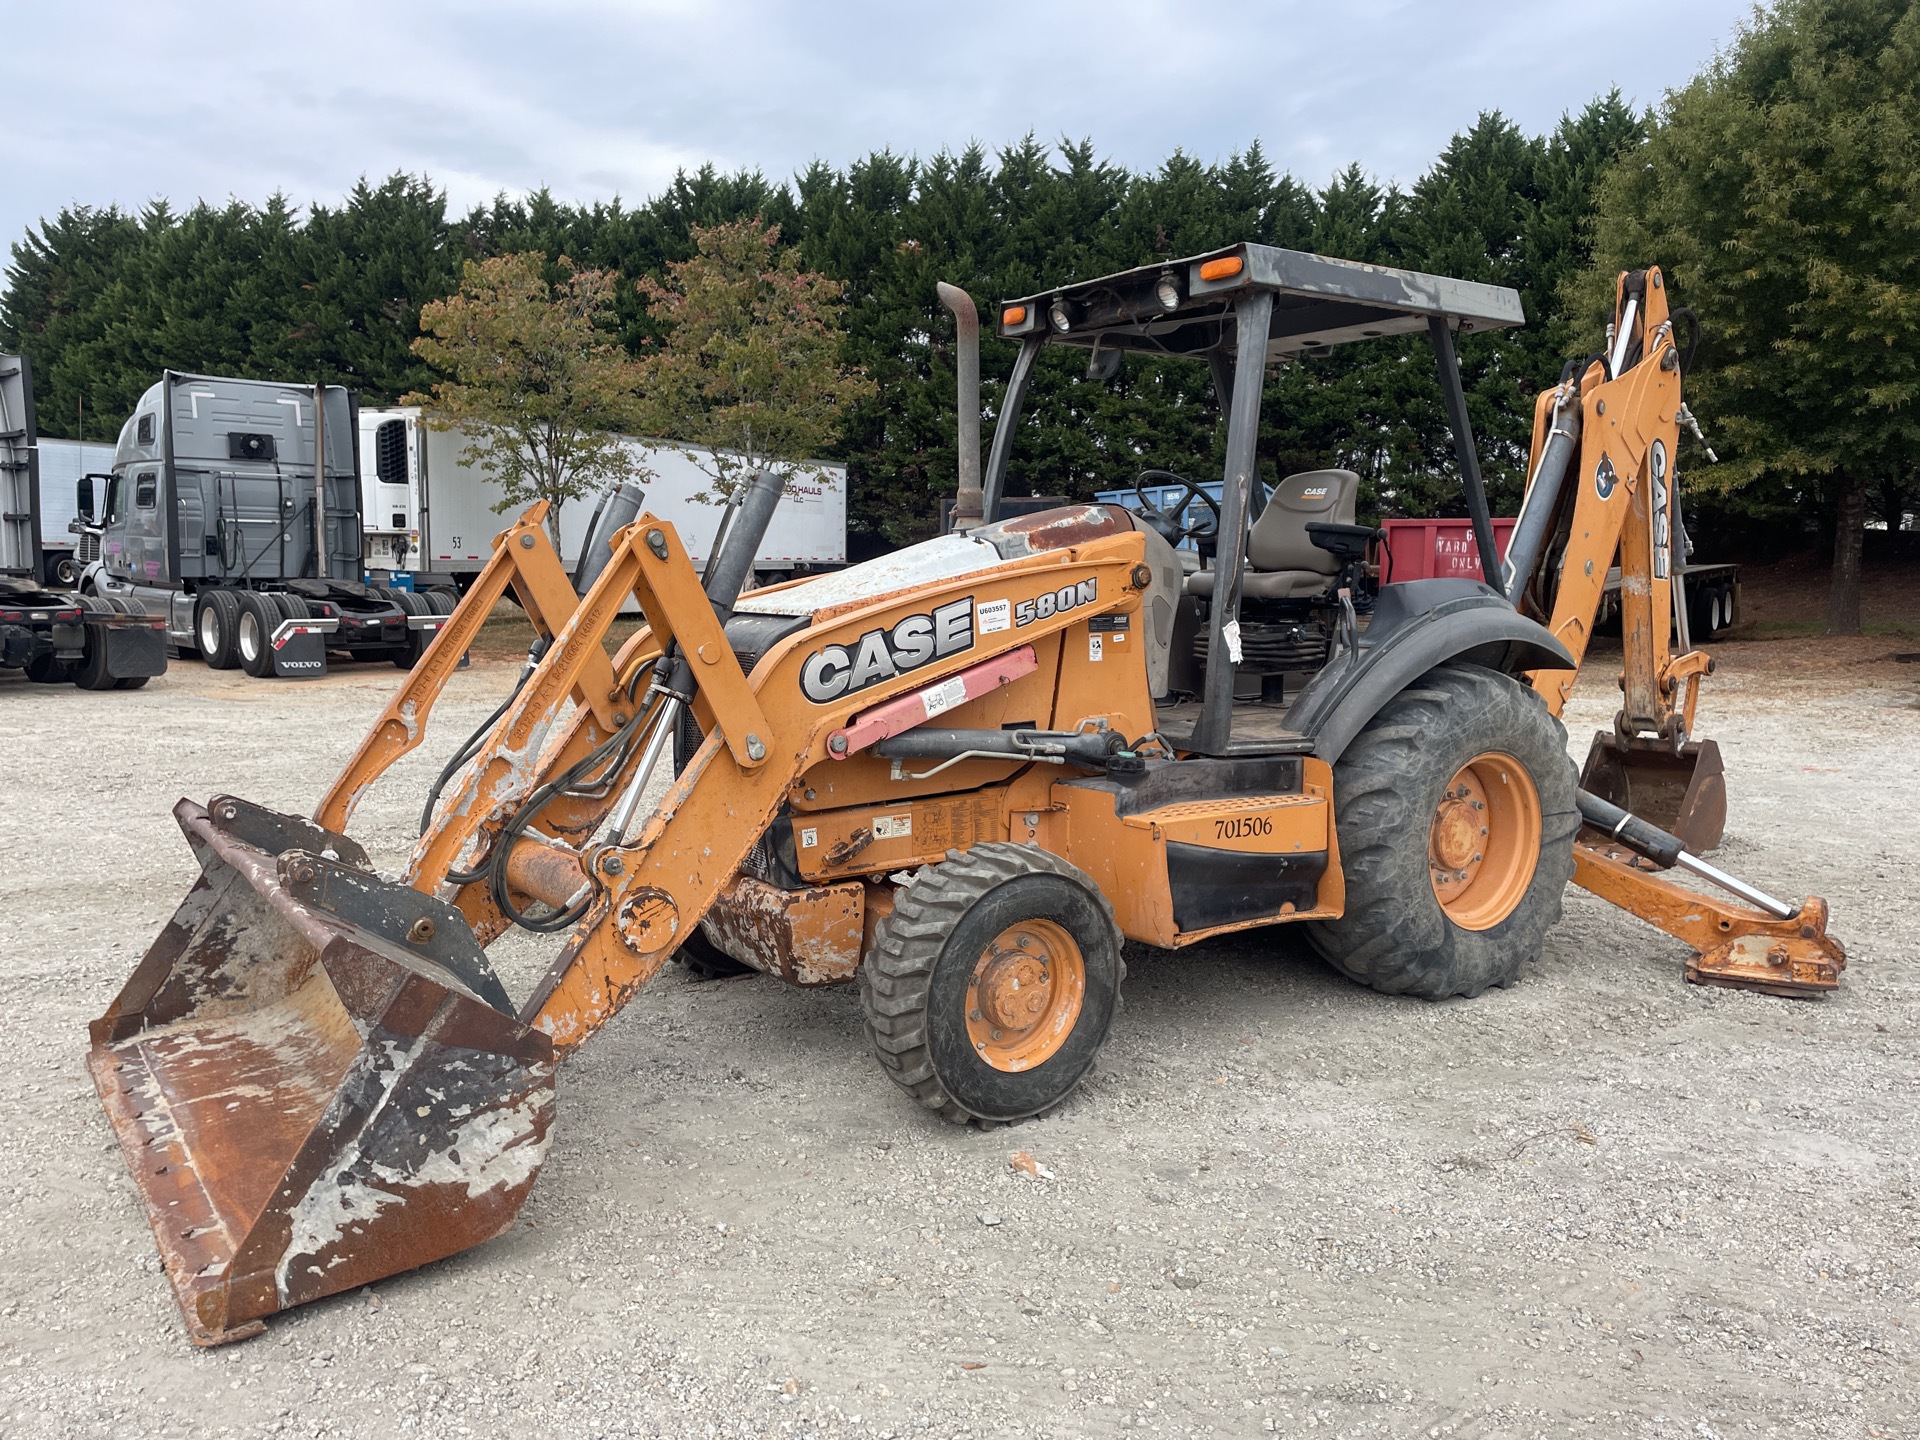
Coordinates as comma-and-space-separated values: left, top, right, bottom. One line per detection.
1192, 289, 1274, 755
1207, 349, 1263, 521
980, 337, 1043, 527
1426, 316, 1504, 589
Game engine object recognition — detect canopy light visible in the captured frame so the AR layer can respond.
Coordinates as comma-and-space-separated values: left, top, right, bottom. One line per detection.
1154, 270, 1183, 311
1048, 297, 1075, 333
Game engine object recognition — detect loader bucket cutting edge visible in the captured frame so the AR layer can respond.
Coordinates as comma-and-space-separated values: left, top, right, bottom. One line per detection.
1580, 732, 1727, 855
87, 797, 554, 1346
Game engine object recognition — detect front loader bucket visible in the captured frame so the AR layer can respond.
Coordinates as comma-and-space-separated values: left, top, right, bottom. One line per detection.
1580, 732, 1727, 855
87, 796, 553, 1346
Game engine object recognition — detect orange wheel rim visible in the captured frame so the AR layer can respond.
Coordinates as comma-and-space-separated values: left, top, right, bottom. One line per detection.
965, 918, 1086, 1072
1428, 751, 1541, 931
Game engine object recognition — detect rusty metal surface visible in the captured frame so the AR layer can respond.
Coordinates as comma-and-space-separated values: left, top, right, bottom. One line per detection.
700, 875, 865, 986
90, 797, 553, 1346
503, 835, 593, 914
1571, 839, 1844, 998
1580, 731, 1727, 855
971, 505, 1129, 558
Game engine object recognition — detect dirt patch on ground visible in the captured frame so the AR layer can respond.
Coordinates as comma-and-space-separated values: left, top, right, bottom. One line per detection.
0, 644, 1913, 1439
1731, 547, 1920, 631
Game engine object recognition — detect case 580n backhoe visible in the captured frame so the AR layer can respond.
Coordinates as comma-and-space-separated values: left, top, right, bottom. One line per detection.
88, 245, 1845, 1345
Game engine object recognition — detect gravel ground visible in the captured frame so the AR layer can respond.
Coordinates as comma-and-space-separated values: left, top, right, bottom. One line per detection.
0, 643, 1914, 1440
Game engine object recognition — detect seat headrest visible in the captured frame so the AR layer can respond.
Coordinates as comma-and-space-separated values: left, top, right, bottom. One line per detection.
1268, 469, 1360, 520
1245, 470, 1361, 576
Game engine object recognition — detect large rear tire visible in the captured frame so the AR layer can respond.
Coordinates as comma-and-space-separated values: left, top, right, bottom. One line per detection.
1306, 664, 1578, 999
236, 592, 279, 677
195, 590, 240, 669
859, 844, 1123, 1125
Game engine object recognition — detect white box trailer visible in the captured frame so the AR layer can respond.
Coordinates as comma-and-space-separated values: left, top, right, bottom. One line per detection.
35, 437, 117, 586
358, 408, 847, 591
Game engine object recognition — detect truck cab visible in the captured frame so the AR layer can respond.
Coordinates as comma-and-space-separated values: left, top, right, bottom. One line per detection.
86, 373, 435, 677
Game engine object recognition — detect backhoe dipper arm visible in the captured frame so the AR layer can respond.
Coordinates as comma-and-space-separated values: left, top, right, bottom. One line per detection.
1525, 270, 1687, 727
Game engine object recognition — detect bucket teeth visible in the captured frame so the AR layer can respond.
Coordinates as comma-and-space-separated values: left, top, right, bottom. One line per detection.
89, 797, 553, 1346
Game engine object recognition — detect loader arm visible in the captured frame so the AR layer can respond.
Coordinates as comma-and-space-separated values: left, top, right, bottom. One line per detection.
492, 521, 1152, 1054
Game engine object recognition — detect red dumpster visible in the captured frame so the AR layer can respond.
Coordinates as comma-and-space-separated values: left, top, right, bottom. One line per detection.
1381, 517, 1517, 584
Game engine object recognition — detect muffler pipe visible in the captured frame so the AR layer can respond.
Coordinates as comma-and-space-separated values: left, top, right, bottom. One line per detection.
1501, 388, 1582, 605
573, 480, 647, 595
937, 282, 983, 532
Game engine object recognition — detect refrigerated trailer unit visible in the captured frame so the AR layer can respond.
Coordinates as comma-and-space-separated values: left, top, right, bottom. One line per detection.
358, 408, 848, 591
85, 373, 452, 679
36, 436, 116, 586
0, 355, 166, 687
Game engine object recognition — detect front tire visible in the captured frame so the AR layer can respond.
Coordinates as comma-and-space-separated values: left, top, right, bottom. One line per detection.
1306, 664, 1578, 999
860, 844, 1123, 1125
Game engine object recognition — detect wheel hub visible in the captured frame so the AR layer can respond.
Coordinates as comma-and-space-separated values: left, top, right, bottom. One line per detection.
975, 943, 1053, 1031
1428, 753, 1542, 931
965, 919, 1087, 1073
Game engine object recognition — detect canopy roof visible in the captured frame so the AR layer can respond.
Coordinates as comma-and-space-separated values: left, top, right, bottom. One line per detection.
995, 243, 1525, 362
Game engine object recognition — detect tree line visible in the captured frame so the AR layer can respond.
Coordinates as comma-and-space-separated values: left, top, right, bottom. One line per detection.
3, 0, 1913, 630
0, 102, 1644, 547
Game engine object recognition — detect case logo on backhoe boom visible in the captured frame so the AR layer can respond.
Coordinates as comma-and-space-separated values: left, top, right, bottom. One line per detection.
801, 597, 974, 703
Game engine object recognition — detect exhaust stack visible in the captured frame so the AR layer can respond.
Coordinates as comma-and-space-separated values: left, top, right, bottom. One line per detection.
937, 282, 983, 531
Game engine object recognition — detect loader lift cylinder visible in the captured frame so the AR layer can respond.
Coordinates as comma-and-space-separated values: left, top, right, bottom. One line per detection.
573, 480, 646, 595
601, 468, 784, 844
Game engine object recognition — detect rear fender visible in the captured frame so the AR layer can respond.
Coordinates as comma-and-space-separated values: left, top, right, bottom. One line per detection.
1285, 580, 1574, 764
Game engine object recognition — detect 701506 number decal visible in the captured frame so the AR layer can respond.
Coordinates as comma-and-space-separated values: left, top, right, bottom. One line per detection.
1214, 815, 1273, 841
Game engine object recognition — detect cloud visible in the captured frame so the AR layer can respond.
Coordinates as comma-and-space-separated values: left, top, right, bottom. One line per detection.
5, 0, 1746, 251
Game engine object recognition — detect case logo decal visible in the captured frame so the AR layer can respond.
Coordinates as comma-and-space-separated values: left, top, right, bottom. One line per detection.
800, 597, 973, 704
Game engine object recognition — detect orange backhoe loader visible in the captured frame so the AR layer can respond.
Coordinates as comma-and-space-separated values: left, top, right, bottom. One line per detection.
88, 245, 1845, 1345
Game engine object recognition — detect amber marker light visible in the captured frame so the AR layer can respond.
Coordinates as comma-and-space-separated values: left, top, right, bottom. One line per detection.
1198, 255, 1244, 282
1002, 305, 1027, 326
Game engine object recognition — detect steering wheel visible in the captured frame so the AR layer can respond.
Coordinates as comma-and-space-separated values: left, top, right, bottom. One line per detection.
1131, 469, 1221, 545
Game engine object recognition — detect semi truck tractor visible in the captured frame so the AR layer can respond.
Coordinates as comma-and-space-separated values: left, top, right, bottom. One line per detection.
83, 373, 449, 678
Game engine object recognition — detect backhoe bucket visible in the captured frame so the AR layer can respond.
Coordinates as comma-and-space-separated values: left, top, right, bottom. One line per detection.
87, 796, 553, 1346
1579, 732, 1727, 855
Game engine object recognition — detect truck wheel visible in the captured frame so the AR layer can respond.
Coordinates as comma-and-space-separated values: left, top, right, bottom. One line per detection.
235, 593, 280, 677
195, 590, 241, 669
859, 844, 1124, 1126
71, 596, 119, 691
45, 554, 80, 588
24, 652, 72, 684
1306, 663, 1579, 999
390, 590, 429, 669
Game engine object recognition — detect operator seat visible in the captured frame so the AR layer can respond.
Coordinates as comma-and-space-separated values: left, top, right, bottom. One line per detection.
1186, 469, 1361, 600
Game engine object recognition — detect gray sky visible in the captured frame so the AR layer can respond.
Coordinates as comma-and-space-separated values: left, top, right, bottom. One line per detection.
7, 0, 1752, 252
